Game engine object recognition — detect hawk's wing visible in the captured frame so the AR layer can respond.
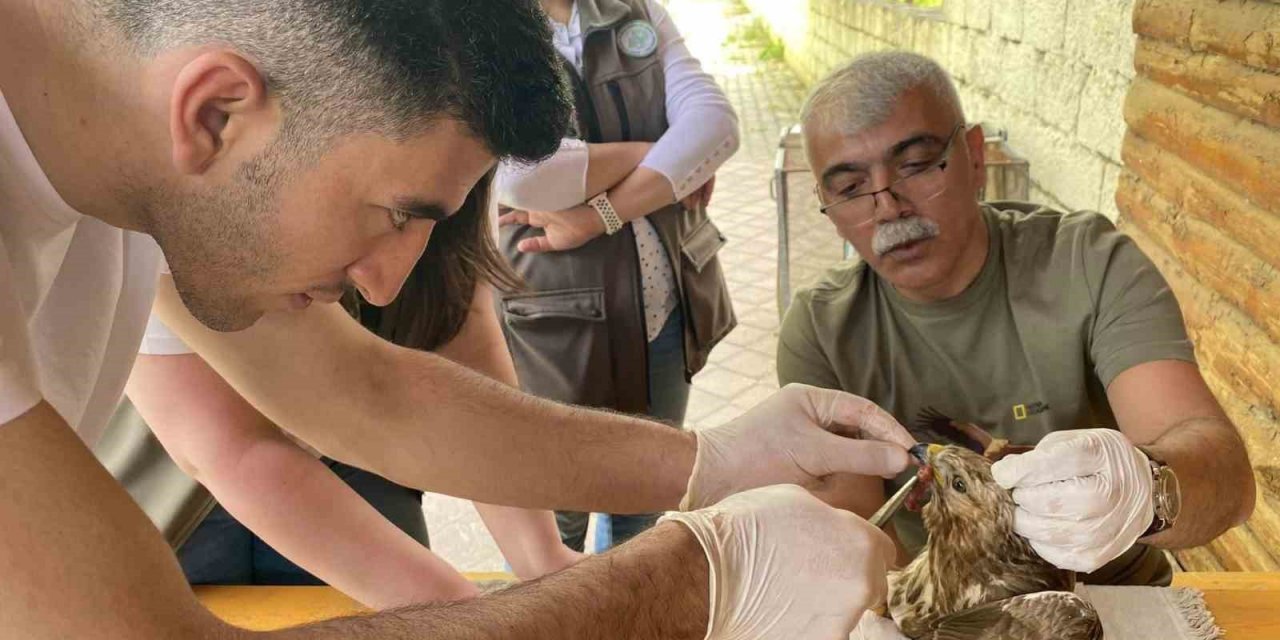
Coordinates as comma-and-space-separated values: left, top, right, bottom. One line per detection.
919, 591, 1103, 640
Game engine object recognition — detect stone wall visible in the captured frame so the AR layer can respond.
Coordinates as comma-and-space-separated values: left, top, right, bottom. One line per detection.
1116, 0, 1280, 572
741, 0, 1136, 219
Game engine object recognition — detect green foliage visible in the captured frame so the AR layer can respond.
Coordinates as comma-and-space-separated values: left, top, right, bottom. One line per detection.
726, 16, 786, 62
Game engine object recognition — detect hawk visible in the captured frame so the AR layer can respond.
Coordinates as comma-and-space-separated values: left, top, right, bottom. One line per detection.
885, 445, 1104, 640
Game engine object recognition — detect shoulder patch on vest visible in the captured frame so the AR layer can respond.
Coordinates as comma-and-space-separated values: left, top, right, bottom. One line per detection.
618, 20, 659, 58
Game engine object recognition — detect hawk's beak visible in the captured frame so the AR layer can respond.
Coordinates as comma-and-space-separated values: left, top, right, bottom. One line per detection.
908, 443, 929, 466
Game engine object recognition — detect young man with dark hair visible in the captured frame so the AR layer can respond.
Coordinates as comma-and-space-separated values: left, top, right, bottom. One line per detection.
0, 2, 914, 637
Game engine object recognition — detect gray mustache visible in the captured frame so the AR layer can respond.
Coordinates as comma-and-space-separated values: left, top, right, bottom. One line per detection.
872, 217, 941, 257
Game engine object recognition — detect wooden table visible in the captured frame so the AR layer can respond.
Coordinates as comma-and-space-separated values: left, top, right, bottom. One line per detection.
1172, 572, 1280, 639
197, 572, 1280, 636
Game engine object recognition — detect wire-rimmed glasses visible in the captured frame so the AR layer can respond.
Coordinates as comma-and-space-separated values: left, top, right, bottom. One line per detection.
815, 125, 966, 226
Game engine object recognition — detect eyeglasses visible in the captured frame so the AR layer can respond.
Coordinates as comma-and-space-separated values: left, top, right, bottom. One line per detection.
815, 125, 966, 226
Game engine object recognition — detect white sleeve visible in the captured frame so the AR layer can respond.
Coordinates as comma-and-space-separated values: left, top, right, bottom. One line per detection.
138, 312, 195, 356
139, 256, 193, 355
640, 0, 740, 200
494, 138, 590, 212
0, 242, 42, 426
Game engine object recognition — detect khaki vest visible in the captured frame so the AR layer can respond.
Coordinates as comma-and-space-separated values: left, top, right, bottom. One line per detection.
499, 0, 735, 414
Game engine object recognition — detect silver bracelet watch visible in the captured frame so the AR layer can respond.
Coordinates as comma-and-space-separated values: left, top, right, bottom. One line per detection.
1137, 446, 1182, 537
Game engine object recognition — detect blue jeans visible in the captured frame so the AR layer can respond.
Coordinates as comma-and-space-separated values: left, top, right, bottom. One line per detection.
179, 459, 428, 585
555, 307, 690, 552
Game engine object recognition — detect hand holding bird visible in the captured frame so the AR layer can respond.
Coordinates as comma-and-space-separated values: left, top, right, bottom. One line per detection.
992, 429, 1155, 573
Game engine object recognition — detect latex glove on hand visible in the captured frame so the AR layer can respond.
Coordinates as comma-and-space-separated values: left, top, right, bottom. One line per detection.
849, 611, 910, 640
663, 485, 897, 640
681, 384, 916, 510
991, 428, 1154, 573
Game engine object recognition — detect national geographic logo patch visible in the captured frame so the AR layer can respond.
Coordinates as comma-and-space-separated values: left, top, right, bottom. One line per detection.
1012, 401, 1050, 420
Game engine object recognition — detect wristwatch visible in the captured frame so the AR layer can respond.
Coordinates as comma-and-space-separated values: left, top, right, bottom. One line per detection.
1137, 446, 1182, 537
588, 192, 624, 236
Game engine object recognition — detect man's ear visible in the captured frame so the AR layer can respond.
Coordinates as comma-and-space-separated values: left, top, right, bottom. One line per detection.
964, 124, 987, 191
168, 51, 271, 175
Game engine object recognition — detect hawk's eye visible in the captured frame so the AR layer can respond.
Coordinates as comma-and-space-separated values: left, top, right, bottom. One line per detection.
951, 477, 967, 494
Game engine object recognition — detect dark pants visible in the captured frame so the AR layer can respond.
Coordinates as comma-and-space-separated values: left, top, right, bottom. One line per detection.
179, 458, 428, 585
556, 308, 690, 552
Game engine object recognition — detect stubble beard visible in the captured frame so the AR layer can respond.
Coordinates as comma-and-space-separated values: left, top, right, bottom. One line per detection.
146, 157, 286, 332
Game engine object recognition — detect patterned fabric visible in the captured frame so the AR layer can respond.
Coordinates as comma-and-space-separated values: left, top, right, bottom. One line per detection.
631, 217, 678, 341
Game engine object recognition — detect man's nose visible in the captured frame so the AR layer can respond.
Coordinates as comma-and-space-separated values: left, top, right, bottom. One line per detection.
871, 186, 909, 223
346, 222, 434, 307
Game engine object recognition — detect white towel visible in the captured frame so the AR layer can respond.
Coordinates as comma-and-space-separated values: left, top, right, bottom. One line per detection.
1077, 585, 1223, 640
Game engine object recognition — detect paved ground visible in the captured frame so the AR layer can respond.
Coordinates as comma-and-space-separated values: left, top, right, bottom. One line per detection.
422, 0, 818, 571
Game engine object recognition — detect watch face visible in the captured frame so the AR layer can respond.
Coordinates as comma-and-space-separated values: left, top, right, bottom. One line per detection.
1159, 467, 1182, 521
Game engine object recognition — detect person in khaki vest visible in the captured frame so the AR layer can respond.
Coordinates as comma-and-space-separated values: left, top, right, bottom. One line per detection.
0, 1, 919, 637
779, 52, 1254, 595
495, 0, 739, 551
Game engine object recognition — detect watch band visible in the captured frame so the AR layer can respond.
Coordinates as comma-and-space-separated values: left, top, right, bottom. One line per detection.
588, 192, 624, 236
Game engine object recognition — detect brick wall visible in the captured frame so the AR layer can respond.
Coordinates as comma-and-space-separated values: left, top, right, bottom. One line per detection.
1117, 0, 1280, 572
741, 0, 1136, 219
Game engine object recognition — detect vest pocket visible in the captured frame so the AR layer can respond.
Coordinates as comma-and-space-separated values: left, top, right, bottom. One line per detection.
500, 288, 615, 406
677, 217, 736, 365
681, 217, 728, 273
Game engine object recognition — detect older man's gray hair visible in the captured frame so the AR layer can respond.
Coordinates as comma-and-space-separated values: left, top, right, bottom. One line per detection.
800, 51, 965, 139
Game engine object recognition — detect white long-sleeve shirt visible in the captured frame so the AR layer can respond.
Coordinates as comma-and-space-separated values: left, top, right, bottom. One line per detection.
495, 0, 740, 211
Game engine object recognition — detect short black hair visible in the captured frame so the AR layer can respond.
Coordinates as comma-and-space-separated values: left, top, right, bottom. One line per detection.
105, 0, 572, 162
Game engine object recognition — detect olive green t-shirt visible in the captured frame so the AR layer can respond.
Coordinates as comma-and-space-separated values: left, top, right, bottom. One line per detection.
777, 201, 1194, 586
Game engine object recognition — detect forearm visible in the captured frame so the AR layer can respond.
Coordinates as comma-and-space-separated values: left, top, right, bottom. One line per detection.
474, 502, 577, 579
362, 346, 695, 512
0, 403, 245, 640
207, 437, 478, 608
438, 283, 579, 579
156, 288, 695, 515
1138, 416, 1256, 548
583, 141, 653, 198
496, 141, 650, 212
128, 352, 478, 609
270, 522, 710, 640
607, 165, 679, 223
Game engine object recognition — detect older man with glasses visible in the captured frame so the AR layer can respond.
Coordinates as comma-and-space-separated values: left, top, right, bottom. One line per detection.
779, 51, 1254, 592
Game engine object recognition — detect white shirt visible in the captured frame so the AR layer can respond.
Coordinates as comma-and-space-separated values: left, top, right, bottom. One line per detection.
495, 0, 738, 340
0, 91, 162, 445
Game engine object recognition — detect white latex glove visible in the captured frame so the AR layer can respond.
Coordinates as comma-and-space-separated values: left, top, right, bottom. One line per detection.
848, 611, 910, 640
663, 484, 897, 640
681, 384, 915, 510
991, 428, 1154, 573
